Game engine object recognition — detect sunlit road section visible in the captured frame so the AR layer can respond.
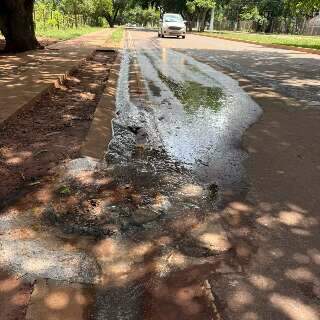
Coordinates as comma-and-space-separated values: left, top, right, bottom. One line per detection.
121, 29, 320, 320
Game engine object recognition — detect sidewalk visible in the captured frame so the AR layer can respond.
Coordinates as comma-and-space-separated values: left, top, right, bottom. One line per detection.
0, 29, 112, 124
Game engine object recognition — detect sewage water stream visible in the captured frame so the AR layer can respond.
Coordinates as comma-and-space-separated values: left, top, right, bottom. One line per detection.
88, 35, 263, 318
129, 46, 262, 194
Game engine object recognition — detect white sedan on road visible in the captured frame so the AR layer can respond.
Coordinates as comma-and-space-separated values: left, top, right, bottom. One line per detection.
158, 13, 186, 39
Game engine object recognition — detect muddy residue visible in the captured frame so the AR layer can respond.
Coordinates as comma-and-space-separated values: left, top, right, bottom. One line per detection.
38, 149, 230, 318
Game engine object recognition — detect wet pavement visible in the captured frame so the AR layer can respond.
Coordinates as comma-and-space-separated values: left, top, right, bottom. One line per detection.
125, 31, 262, 196
155, 31, 320, 107
104, 30, 320, 320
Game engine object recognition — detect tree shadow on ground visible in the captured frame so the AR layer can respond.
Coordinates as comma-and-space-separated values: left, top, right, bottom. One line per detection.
177, 46, 320, 106
208, 93, 320, 319
0, 50, 117, 209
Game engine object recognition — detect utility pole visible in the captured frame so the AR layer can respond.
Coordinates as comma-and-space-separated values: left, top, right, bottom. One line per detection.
209, 7, 215, 31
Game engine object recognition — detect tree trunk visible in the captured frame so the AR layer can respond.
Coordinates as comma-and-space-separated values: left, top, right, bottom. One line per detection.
199, 9, 209, 32
236, 13, 241, 31
209, 7, 215, 31
265, 14, 274, 33
0, 0, 41, 52
196, 17, 200, 31
112, 7, 120, 27
105, 14, 115, 28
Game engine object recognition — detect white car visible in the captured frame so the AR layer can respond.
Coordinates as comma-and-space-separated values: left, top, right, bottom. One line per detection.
158, 13, 186, 39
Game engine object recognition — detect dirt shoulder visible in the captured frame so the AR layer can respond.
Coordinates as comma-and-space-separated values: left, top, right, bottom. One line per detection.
0, 49, 117, 207
0, 48, 119, 320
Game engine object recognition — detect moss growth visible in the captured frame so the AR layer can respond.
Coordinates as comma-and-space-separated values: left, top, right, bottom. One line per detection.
158, 72, 224, 113
143, 51, 224, 113
57, 185, 72, 196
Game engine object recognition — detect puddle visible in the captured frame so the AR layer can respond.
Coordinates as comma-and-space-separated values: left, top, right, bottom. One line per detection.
158, 74, 224, 113
144, 51, 224, 113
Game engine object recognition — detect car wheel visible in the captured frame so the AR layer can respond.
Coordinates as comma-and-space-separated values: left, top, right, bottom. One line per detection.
182, 36, 186, 39
158, 33, 160, 37
161, 34, 165, 38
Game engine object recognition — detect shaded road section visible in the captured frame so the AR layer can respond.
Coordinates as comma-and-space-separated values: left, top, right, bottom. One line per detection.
129, 30, 320, 320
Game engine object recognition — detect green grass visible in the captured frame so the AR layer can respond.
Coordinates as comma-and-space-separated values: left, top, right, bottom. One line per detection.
111, 27, 124, 43
202, 31, 320, 50
36, 26, 104, 40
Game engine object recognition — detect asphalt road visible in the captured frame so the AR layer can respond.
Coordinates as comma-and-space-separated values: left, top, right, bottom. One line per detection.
154, 30, 320, 107
127, 29, 320, 320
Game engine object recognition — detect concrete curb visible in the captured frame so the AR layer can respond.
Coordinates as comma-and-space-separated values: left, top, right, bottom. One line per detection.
193, 32, 320, 56
80, 50, 122, 159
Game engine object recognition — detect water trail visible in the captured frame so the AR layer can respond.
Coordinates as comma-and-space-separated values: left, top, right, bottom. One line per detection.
115, 47, 263, 193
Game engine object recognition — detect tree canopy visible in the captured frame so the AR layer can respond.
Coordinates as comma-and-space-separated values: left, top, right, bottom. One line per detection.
0, 0, 319, 52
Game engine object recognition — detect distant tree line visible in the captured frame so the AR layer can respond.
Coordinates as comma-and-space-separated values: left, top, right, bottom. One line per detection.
213, 0, 320, 33
134, 0, 320, 33
0, 0, 319, 52
34, 0, 125, 29
34, 0, 160, 31
0, 0, 159, 51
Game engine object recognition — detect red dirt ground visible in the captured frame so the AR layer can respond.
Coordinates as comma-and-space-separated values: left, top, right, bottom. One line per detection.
0, 50, 116, 207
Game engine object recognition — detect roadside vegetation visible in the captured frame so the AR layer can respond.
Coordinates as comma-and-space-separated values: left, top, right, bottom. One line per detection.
36, 26, 103, 40
202, 31, 320, 50
208, 0, 320, 34
111, 27, 125, 43
134, 0, 320, 34
0, 0, 319, 52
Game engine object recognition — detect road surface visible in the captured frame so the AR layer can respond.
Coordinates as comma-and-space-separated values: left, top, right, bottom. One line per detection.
124, 30, 320, 320
156, 31, 320, 107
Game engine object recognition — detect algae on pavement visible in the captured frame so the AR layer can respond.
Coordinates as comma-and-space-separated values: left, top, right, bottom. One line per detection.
158, 72, 224, 113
